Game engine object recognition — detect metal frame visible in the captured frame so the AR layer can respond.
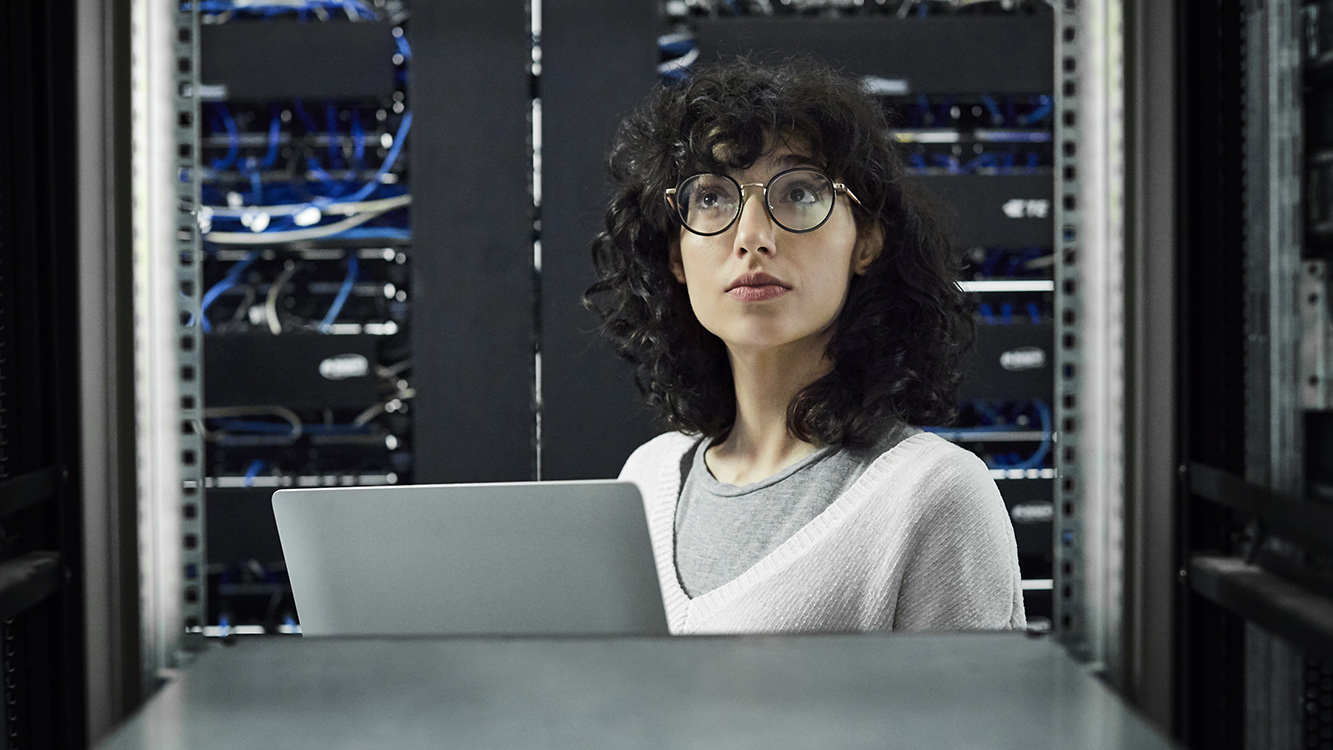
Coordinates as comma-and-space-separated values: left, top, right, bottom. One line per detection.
77, 0, 141, 740
1051, 0, 1081, 652
130, 0, 203, 691
1053, 0, 1115, 664
1055, 0, 1153, 710
1122, 0, 1177, 728
1241, 0, 1307, 746
174, 0, 207, 654
1244, 0, 1304, 498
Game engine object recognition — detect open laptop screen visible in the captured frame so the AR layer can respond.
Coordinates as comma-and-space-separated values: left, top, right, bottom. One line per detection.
272, 480, 668, 636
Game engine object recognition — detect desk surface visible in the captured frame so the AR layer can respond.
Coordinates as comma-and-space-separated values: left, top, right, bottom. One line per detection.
99, 633, 1175, 749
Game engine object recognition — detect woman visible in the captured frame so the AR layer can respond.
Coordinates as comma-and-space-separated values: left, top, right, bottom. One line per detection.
585, 59, 1025, 634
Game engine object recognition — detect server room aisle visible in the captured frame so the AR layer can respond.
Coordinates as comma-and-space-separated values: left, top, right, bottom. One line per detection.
1, 0, 1330, 748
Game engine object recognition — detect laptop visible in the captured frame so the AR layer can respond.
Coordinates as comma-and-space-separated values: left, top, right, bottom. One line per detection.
271, 480, 669, 637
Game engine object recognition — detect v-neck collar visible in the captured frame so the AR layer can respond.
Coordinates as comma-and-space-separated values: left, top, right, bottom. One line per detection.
649, 431, 933, 631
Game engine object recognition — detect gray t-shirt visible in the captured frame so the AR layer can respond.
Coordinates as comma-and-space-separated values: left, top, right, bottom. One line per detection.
674, 423, 918, 597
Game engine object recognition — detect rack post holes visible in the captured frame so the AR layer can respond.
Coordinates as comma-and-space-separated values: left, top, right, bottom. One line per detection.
1053, 0, 1085, 653
175, 0, 208, 656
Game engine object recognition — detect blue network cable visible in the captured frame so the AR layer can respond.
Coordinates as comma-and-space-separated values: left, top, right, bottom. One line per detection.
1026, 302, 1042, 324
202, 105, 411, 242
915, 94, 931, 128
243, 158, 264, 203
319, 254, 359, 331
350, 108, 366, 170
334, 227, 411, 241
980, 94, 1003, 126
978, 303, 997, 325
304, 156, 348, 198
341, 110, 412, 204
395, 32, 412, 62
289, 109, 411, 205
260, 114, 282, 170
325, 103, 344, 170
1020, 95, 1053, 126
243, 460, 265, 487
209, 105, 240, 171
292, 99, 319, 139
198, 250, 260, 333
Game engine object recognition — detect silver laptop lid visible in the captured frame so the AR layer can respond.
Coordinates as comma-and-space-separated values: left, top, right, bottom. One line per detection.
272, 480, 668, 637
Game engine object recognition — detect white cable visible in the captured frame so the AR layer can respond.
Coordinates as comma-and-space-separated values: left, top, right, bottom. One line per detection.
352, 387, 416, 427
657, 31, 695, 46
231, 0, 307, 7
266, 261, 301, 334
376, 359, 412, 380
203, 198, 410, 245
203, 194, 411, 218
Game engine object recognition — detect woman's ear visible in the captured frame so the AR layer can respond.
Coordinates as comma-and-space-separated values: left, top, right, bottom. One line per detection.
669, 237, 687, 285
852, 221, 886, 276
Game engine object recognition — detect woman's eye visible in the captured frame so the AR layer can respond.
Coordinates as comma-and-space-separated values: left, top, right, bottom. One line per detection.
696, 190, 727, 210
782, 183, 822, 205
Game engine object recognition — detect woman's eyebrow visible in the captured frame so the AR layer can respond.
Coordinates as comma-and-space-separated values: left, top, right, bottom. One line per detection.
775, 153, 818, 168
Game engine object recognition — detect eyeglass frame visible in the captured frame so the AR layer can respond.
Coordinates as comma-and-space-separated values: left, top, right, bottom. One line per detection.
664, 167, 864, 237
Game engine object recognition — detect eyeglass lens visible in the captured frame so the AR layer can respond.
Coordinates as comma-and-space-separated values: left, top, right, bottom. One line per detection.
676, 169, 836, 235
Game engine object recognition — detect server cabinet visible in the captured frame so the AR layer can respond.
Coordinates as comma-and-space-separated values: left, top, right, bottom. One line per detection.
539, 2, 1066, 631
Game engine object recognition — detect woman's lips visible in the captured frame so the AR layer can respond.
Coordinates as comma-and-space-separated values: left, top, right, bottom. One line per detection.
726, 271, 789, 301
727, 284, 789, 302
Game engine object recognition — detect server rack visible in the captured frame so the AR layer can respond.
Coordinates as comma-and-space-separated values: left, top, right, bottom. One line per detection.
192, 7, 416, 637
1176, 0, 1333, 746
132, 0, 540, 680
132, 0, 420, 647
542, 1, 1086, 637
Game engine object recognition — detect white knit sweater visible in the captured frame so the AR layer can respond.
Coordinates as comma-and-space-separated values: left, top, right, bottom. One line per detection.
619, 431, 1027, 634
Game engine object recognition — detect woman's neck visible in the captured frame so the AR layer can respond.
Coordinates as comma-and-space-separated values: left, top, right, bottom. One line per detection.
706, 340, 832, 486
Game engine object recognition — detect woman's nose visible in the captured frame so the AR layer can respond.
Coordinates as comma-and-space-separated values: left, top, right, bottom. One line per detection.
732, 192, 776, 257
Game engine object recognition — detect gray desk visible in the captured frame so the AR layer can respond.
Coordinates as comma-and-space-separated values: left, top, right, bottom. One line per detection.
98, 633, 1175, 749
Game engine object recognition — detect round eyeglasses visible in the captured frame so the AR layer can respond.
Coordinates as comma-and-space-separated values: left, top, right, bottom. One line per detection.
665, 167, 863, 236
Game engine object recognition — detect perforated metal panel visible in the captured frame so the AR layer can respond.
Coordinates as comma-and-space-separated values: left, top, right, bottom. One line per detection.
175, 0, 207, 651
1052, 0, 1085, 648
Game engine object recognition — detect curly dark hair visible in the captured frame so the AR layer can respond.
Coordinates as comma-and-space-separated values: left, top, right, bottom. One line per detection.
584, 58, 973, 447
